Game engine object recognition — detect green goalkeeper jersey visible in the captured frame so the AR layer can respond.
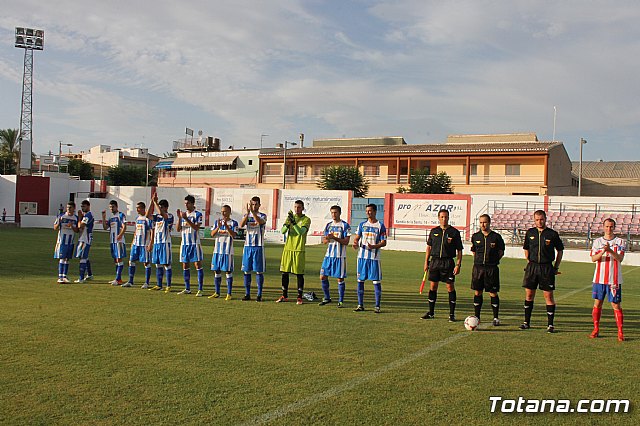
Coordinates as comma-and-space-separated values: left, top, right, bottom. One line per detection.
282, 214, 311, 252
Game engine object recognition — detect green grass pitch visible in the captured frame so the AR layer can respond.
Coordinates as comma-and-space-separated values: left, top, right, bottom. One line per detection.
0, 228, 638, 425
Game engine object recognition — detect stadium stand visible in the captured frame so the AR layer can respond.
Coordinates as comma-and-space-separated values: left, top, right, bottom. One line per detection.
487, 207, 640, 250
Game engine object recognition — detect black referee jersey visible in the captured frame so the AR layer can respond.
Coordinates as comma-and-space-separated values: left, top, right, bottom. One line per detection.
523, 227, 564, 264
427, 225, 463, 259
470, 230, 505, 266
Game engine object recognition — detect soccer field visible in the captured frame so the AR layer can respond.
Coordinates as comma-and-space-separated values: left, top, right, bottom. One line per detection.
1, 228, 638, 425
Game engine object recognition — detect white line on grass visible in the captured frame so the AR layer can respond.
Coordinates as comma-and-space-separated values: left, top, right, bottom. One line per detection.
241, 332, 468, 426
244, 266, 640, 425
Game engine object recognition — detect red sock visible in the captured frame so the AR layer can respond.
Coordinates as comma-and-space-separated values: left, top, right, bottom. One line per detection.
592, 306, 602, 331
614, 309, 624, 334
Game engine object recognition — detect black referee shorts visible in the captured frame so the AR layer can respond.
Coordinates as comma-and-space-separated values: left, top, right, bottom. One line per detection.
428, 258, 455, 284
522, 262, 556, 291
471, 264, 500, 292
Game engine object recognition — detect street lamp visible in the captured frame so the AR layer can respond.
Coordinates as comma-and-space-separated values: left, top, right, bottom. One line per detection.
282, 140, 297, 189
578, 138, 587, 196
58, 141, 72, 172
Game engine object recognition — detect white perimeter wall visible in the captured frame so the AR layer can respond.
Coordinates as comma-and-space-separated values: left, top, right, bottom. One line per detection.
0, 175, 17, 217
48, 177, 93, 215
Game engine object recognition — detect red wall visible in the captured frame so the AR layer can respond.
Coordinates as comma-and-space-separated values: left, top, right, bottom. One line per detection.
15, 175, 50, 222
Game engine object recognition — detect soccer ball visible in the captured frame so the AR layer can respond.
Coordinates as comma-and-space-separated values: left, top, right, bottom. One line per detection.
464, 315, 479, 331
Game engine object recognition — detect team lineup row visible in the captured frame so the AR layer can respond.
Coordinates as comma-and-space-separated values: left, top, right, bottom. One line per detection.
53, 196, 626, 340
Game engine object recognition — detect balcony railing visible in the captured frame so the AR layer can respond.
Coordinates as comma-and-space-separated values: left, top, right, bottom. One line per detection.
468, 175, 544, 185
261, 174, 543, 186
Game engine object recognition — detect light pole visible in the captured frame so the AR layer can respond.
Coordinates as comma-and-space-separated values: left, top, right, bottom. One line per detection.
578, 138, 587, 196
58, 141, 72, 172
282, 140, 297, 189
15, 27, 44, 175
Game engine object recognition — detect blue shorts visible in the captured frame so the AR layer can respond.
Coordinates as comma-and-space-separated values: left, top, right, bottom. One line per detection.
357, 258, 382, 282
75, 242, 91, 260
152, 242, 172, 265
320, 257, 347, 279
110, 242, 126, 260
130, 245, 151, 263
181, 244, 203, 263
212, 253, 234, 272
241, 246, 265, 273
54, 243, 74, 259
592, 283, 622, 303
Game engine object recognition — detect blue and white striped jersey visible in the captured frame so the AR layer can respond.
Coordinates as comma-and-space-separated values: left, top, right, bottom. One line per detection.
152, 213, 174, 244
133, 215, 152, 247
323, 220, 351, 258
213, 219, 238, 255
107, 212, 126, 244
244, 212, 267, 247
55, 213, 78, 246
78, 211, 94, 245
181, 210, 203, 246
356, 220, 387, 260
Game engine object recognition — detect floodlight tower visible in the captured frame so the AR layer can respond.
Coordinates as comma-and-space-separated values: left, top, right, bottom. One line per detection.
14, 27, 44, 175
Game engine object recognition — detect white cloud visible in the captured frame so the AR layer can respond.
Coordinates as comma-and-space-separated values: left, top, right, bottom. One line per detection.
0, 0, 638, 160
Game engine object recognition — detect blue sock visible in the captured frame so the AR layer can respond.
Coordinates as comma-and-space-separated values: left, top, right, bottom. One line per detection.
197, 268, 204, 291
116, 263, 123, 281
244, 273, 251, 296
357, 281, 365, 306
62, 261, 69, 277
86, 260, 92, 276
226, 275, 233, 295
165, 267, 172, 286
145, 266, 151, 285
256, 273, 264, 296
79, 261, 87, 280
129, 264, 136, 283
58, 260, 64, 278
183, 269, 191, 291
156, 267, 165, 288
321, 278, 330, 300
214, 274, 221, 294
374, 283, 382, 307
338, 281, 346, 303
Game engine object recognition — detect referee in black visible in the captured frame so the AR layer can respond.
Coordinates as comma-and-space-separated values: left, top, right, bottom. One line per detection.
470, 214, 505, 326
521, 209, 564, 333
421, 209, 463, 322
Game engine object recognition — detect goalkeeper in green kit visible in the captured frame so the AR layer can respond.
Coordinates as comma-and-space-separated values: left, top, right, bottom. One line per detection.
276, 200, 311, 305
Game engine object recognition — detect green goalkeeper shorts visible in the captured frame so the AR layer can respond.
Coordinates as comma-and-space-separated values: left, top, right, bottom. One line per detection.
280, 249, 306, 274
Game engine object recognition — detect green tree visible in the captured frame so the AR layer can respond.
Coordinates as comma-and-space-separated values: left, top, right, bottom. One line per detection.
317, 166, 369, 198
398, 169, 453, 194
0, 151, 16, 174
0, 128, 20, 173
107, 165, 147, 186
67, 158, 94, 180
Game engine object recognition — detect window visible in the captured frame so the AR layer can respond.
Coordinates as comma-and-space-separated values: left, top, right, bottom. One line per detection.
505, 164, 520, 176
297, 165, 306, 177
248, 160, 253, 166
264, 164, 282, 175
363, 165, 380, 176
470, 164, 478, 176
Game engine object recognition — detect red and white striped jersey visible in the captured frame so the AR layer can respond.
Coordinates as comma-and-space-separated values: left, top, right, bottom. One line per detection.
591, 236, 625, 285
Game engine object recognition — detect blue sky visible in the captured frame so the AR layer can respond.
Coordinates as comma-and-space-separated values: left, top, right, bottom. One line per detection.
1, 0, 639, 161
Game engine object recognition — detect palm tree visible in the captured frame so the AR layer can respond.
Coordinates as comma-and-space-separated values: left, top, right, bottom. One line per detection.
0, 129, 20, 164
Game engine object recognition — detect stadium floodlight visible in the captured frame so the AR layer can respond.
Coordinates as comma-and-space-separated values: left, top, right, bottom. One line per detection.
15, 27, 45, 175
